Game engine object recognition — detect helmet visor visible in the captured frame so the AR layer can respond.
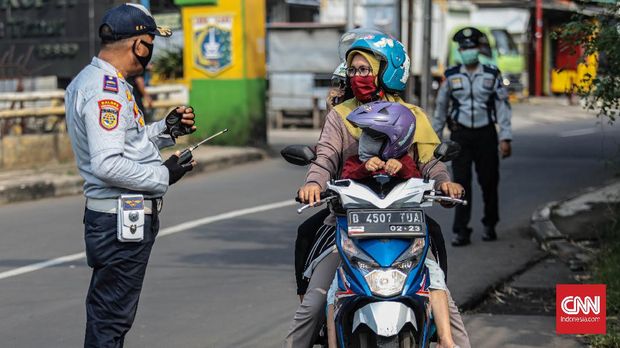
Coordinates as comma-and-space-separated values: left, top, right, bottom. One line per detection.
338, 28, 385, 61
358, 131, 386, 162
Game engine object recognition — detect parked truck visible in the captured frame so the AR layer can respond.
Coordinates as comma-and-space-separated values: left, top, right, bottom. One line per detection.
408, 1, 527, 97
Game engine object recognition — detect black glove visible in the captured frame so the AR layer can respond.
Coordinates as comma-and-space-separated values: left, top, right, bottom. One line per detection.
163, 154, 193, 185
165, 108, 195, 139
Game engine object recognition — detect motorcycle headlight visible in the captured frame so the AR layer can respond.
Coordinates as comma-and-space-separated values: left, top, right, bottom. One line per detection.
353, 258, 377, 275
365, 237, 425, 297
393, 259, 415, 272
341, 229, 376, 265
395, 237, 425, 266
364, 269, 408, 297
341, 230, 412, 297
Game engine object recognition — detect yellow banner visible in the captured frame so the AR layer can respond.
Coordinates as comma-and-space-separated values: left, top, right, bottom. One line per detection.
181, 0, 265, 81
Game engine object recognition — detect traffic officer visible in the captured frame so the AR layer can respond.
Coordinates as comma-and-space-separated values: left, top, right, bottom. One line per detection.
64, 4, 198, 346
433, 27, 512, 247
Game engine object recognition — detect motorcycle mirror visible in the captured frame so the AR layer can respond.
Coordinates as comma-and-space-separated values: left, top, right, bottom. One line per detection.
280, 145, 317, 166
434, 141, 461, 162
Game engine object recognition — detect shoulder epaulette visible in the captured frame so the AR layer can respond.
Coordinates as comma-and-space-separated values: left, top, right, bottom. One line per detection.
482, 64, 500, 78
444, 65, 461, 78
103, 74, 119, 94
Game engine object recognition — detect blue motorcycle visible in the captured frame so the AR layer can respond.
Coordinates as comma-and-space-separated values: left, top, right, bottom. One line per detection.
282, 142, 464, 348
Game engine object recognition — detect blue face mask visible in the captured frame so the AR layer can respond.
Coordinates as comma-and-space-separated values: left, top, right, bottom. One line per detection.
459, 48, 480, 65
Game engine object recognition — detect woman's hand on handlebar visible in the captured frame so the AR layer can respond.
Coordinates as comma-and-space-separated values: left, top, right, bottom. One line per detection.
439, 181, 464, 208
298, 183, 322, 205
440, 181, 465, 199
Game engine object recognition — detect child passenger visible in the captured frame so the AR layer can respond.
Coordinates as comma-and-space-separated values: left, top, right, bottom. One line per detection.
326, 101, 459, 348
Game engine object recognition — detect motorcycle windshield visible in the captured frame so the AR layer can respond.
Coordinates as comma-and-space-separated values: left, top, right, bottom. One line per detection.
328, 177, 435, 210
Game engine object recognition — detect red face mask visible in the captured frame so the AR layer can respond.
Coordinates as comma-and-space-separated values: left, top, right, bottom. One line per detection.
350, 75, 378, 103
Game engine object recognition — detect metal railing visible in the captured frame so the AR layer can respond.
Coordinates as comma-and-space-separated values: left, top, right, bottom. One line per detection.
0, 85, 186, 135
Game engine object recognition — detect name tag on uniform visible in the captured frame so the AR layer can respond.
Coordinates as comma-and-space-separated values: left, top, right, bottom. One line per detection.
450, 77, 463, 90
117, 195, 145, 242
483, 78, 494, 90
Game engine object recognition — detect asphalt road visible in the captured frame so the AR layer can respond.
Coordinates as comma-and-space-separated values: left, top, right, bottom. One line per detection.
0, 101, 618, 347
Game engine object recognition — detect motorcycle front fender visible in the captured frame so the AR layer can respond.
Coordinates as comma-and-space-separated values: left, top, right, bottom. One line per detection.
352, 302, 417, 337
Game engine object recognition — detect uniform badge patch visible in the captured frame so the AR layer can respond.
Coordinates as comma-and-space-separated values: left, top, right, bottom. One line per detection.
126, 90, 133, 101
450, 77, 463, 90
98, 99, 121, 131
103, 75, 119, 93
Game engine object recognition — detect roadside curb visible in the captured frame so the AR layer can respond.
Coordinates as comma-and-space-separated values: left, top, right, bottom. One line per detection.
463, 182, 620, 312
530, 201, 587, 269
530, 202, 590, 271
0, 147, 267, 205
528, 182, 620, 271
460, 250, 548, 312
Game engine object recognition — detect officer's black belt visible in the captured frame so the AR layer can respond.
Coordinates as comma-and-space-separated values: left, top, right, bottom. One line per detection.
450, 123, 495, 132
86, 197, 163, 215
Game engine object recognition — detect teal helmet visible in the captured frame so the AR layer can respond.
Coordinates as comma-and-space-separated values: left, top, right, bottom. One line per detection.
346, 33, 410, 94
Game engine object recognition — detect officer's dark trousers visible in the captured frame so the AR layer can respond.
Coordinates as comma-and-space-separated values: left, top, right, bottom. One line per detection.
83, 208, 159, 348
450, 124, 500, 233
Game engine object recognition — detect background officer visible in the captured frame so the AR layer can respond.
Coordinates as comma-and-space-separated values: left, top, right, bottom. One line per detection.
64, 4, 198, 346
433, 27, 512, 247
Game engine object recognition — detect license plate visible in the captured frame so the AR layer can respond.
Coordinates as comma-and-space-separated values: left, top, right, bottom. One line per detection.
347, 210, 426, 237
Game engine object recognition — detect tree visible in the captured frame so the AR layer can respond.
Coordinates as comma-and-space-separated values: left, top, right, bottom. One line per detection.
151, 46, 183, 81
556, 3, 620, 123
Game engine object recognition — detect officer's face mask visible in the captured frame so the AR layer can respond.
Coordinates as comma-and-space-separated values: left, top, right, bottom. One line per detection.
133, 39, 154, 73
358, 131, 385, 162
459, 48, 480, 65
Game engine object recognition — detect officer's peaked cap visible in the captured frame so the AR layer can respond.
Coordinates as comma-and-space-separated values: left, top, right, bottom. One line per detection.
453, 27, 484, 49
99, 3, 172, 41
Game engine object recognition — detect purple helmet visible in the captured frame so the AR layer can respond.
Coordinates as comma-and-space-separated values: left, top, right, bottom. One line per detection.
347, 101, 416, 160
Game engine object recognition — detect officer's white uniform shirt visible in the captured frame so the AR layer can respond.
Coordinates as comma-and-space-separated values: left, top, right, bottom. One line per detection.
65, 57, 175, 199
433, 64, 512, 141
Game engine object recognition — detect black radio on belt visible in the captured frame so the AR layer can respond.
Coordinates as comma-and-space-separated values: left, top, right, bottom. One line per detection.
165, 109, 194, 139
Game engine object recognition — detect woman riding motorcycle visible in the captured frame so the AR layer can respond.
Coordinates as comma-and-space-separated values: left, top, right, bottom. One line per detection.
284, 33, 472, 348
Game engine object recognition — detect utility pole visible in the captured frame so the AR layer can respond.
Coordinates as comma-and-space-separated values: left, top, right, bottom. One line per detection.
535, 0, 543, 96
88, 0, 95, 59
346, 0, 355, 31
396, 0, 402, 39
406, 0, 415, 103
421, 0, 432, 111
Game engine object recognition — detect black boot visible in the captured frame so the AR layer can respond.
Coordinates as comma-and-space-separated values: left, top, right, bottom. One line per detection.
482, 225, 497, 241
451, 227, 472, 247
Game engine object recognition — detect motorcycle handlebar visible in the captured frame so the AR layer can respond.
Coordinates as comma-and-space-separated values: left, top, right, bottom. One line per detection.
423, 194, 468, 206
294, 191, 332, 203
293, 191, 467, 215
296, 195, 337, 214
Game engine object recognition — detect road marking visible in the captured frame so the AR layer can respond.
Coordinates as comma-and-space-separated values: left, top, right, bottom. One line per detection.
0, 199, 296, 281
0, 252, 86, 281
559, 127, 599, 137
158, 200, 295, 237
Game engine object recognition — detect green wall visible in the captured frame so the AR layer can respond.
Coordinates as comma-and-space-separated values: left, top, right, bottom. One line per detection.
190, 78, 266, 146
174, 0, 217, 5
